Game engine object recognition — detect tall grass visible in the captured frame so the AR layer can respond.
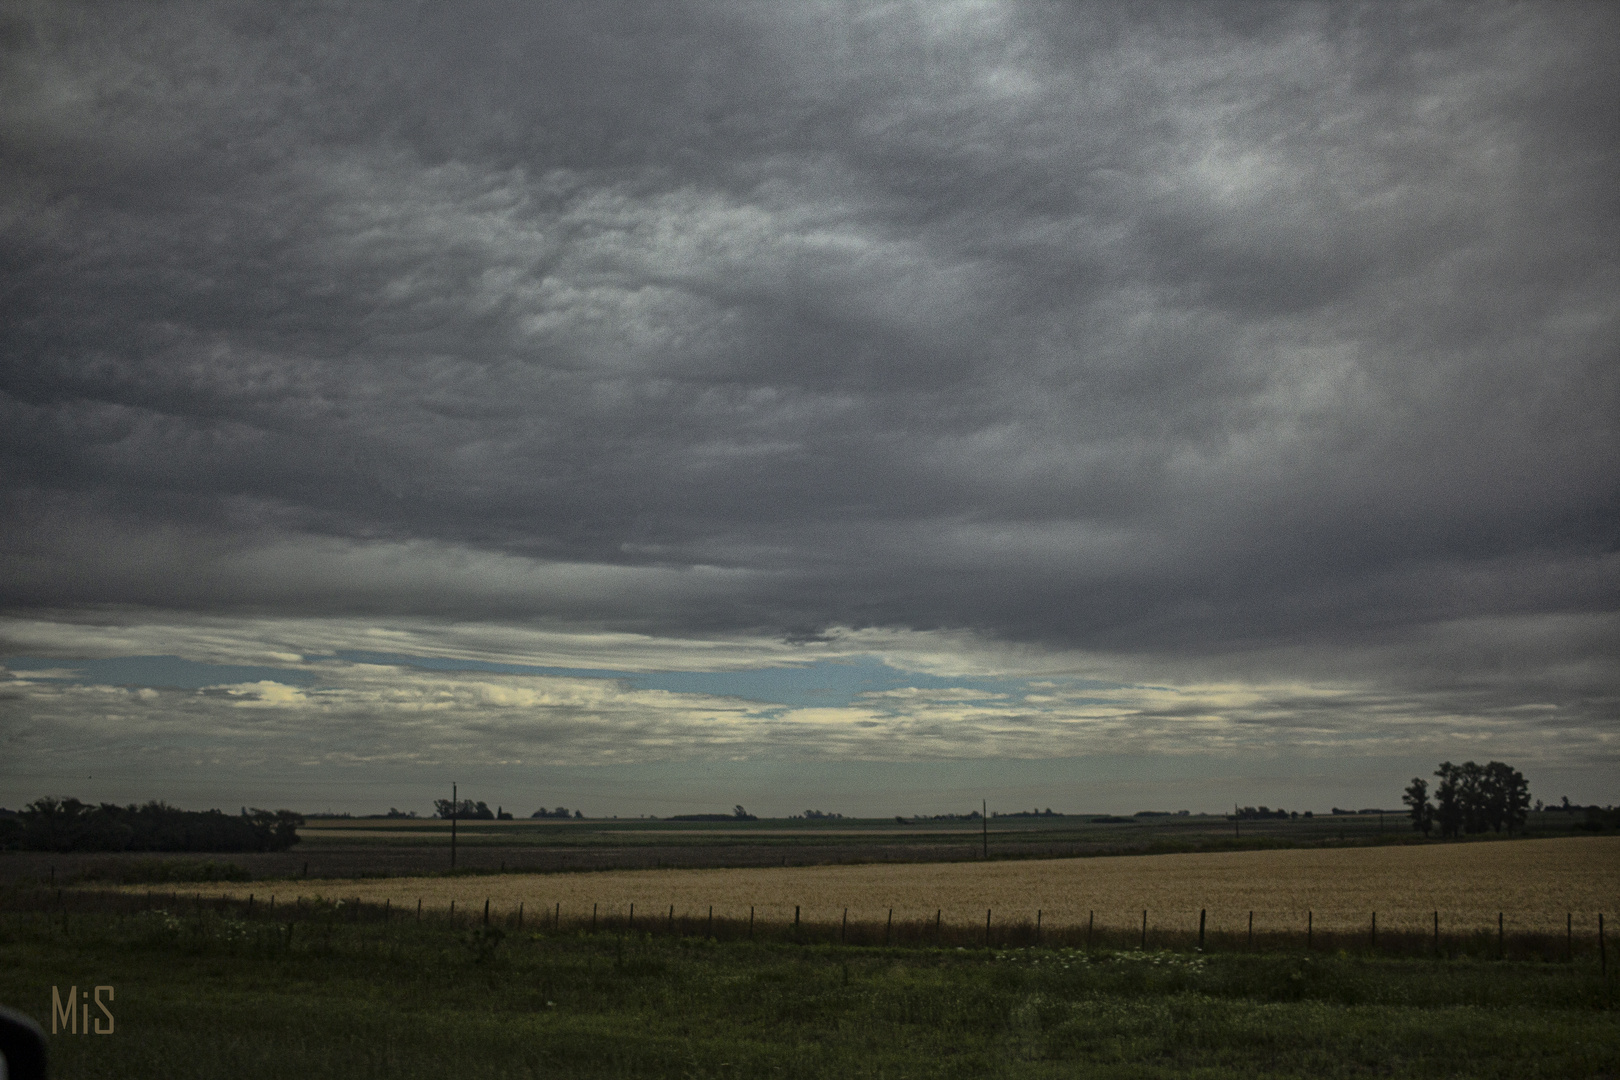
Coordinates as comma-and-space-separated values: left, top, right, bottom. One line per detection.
1, 886, 1614, 1080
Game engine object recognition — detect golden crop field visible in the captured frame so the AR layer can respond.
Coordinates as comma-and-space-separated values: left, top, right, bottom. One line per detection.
177, 835, 1618, 937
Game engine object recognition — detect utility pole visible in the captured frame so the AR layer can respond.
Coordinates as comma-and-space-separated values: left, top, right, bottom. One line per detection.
451, 781, 457, 870
982, 799, 988, 858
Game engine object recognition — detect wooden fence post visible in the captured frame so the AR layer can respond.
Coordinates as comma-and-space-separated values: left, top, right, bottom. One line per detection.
1307, 910, 1312, 951
1600, 913, 1607, 976
886, 908, 893, 946
1088, 910, 1094, 949
591, 903, 596, 933
484, 899, 490, 926
1037, 909, 1043, 945
1498, 912, 1503, 959
669, 905, 675, 934
1371, 911, 1376, 949
1433, 910, 1439, 955
749, 906, 754, 940
841, 908, 848, 944
795, 905, 801, 934
517, 902, 522, 928
935, 908, 941, 945
1568, 912, 1573, 961
986, 908, 992, 948
1141, 909, 1147, 950
628, 903, 634, 932
1198, 908, 1205, 951
416, 898, 421, 921
1248, 910, 1253, 950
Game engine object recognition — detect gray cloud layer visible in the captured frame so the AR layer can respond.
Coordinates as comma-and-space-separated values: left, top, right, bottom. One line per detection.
3, 4, 1616, 728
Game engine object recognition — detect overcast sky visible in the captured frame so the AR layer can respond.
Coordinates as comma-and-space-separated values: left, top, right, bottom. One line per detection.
2, 2, 1615, 817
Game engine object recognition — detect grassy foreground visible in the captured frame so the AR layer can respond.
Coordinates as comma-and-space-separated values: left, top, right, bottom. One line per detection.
1, 898, 1615, 1079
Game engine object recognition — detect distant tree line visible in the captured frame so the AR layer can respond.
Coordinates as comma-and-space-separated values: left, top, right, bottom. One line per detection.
1232, 806, 1303, 820
530, 806, 584, 819
1579, 805, 1620, 831
433, 798, 516, 820
670, 805, 757, 822
1403, 761, 1531, 837
794, 809, 844, 819
0, 797, 303, 853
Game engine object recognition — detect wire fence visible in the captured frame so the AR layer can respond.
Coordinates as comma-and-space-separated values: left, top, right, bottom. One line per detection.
7, 887, 1613, 967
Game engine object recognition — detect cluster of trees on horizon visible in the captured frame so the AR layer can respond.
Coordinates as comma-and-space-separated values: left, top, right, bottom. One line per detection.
668, 805, 758, 822
432, 798, 511, 820
0, 797, 303, 853
1403, 761, 1532, 837
425, 798, 584, 820
1233, 806, 1307, 820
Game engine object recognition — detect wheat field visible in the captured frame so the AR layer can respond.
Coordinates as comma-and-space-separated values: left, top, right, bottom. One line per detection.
176, 835, 1618, 936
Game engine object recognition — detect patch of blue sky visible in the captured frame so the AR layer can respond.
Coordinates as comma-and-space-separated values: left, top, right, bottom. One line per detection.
0, 655, 322, 690
328, 650, 1120, 709
2, 650, 1125, 710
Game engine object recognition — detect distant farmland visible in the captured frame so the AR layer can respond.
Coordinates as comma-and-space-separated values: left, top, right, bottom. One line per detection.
172, 835, 1618, 937
15, 807, 1603, 884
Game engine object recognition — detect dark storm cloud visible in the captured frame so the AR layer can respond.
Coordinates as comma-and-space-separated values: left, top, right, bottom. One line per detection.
1, 2, 1615, 708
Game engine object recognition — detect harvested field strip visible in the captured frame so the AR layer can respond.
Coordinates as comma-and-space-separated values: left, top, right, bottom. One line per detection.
139, 835, 1618, 936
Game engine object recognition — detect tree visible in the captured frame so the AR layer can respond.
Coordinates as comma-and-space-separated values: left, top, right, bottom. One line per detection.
1403, 777, 1433, 836
3, 797, 300, 853
1429, 760, 1530, 837
434, 798, 479, 819
1433, 763, 1462, 838
1458, 762, 1489, 834
1484, 761, 1530, 835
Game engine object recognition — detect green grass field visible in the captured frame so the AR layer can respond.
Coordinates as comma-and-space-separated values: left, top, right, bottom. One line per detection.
3, 890, 1614, 1079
